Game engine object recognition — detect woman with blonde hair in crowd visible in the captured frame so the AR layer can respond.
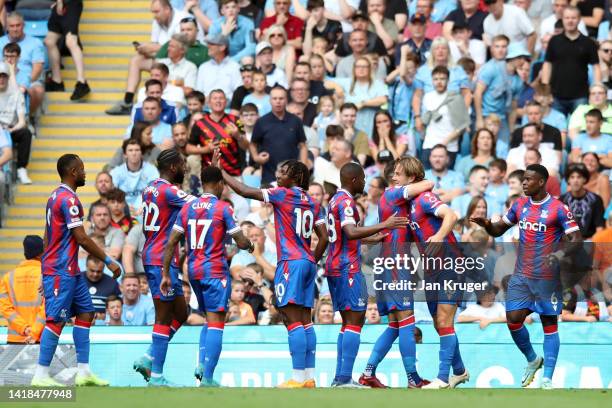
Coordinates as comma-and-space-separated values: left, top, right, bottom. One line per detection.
265, 24, 296, 83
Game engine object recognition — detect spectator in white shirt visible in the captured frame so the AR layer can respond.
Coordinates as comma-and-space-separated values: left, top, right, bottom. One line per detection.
106, 0, 201, 115
457, 286, 507, 329
137, 63, 185, 107
448, 20, 486, 67
506, 123, 560, 175
255, 41, 288, 88
196, 33, 242, 101
483, 0, 536, 54
156, 33, 198, 96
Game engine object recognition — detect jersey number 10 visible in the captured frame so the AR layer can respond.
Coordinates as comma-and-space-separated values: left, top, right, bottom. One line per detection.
294, 208, 314, 239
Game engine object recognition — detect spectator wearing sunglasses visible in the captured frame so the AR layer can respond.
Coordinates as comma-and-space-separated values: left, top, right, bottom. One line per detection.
258, 0, 304, 50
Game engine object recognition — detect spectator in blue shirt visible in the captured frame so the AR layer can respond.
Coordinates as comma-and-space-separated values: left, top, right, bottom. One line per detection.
451, 165, 503, 218
0, 12, 46, 114
120, 273, 155, 326
109, 139, 160, 213
387, 47, 419, 128
172, 0, 220, 32
131, 79, 179, 125
125, 97, 173, 149
409, 0, 458, 23
570, 108, 612, 167
209, 0, 256, 62
425, 144, 465, 203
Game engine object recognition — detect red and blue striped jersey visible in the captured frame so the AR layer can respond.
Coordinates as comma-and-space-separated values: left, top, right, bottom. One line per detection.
326, 189, 361, 277
42, 184, 84, 276
173, 193, 241, 280
378, 186, 413, 245
262, 186, 325, 263
502, 194, 580, 279
142, 178, 195, 266
407, 191, 457, 243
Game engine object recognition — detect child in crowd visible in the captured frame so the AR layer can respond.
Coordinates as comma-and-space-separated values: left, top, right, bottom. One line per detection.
507, 169, 525, 196
242, 71, 271, 116
183, 91, 206, 130
105, 188, 134, 235
312, 95, 338, 144
486, 159, 509, 211
226, 281, 256, 326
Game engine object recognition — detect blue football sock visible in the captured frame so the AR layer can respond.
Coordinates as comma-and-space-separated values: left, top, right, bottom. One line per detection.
452, 335, 465, 375
203, 322, 224, 380
150, 324, 170, 376
543, 324, 560, 379
338, 325, 361, 382
38, 323, 62, 367
304, 323, 316, 371
399, 316, 421, 384
334, 327, 344, 380
199, 324, 208, 366
287, 323, 306, 371
146, 319, 181, 358
508, 323, 537, 362
437, 327, 457, 383
73, 319, 91, 364
364, 322, 398, 376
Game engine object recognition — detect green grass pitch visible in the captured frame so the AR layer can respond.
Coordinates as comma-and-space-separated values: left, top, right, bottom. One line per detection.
1, 388, 609, 408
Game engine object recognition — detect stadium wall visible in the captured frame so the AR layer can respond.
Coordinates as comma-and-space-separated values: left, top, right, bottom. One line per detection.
0, 323, 610, 388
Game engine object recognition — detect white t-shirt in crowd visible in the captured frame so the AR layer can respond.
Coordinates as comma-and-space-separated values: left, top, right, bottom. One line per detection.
422, 90, 459, 152
483, 4, 534, 46
459, 302, 506, 320
506, 143, 560, 173
449, 39, 487, 66
151, 9, 204, 44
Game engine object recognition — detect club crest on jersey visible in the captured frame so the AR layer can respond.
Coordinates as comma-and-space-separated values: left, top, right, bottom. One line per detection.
301, 193, 308, 201
59, 309, 67, 319
518, 218, 547, 232
357, 298, 365, 307
541, 210, 549, 219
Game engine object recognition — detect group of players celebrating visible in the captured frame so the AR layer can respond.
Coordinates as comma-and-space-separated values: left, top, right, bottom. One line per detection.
31, 147, 581, 390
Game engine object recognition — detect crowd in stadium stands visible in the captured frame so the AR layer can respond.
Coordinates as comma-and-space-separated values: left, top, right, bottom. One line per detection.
1, 0, 612, 338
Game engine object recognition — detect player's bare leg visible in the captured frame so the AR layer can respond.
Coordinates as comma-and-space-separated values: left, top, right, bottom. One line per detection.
335, 310, 368, 388
277, 304, 309, 388
424, 304, 466, 389
301, 308, 317, 388
360, 313, 397, 388
195, 311, 226, 387
506, 309, 544, 387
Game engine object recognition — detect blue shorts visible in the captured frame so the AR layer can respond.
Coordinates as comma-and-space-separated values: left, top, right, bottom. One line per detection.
274, 260, 316, 308
144, 265, 184, 302
327, 272, 368, 312
190, 276, 231, 313
43, 273, 94, 322
375, 268, 414, 316
425, 269, 464, 317
506, 274, 562, 316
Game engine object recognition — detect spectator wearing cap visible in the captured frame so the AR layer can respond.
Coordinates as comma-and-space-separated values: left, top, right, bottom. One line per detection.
0, 12, 45, 115
0, 235, 45, 344
365, 149, 394, 182
482, 0, 536, 54
105, 0, 201, 115
408, 0, 456, 24
339, 103, 370, 165
155, 16, 209, 68
394, 13, 433, 66
156, 33, 198, 96
195, 33, 241, 101
0, 60, 32, 185
569, 108, 612, 166
425, 144, 465, 203
541, 6, 600, 117
561, 163, 605, 239
299, 0, 343, 59
250, 85, 308, 183
506, 123, 560, 176
335, 30, 388, 80
474, 35, 514, 138
568, 84, 612, 142
333, 11, 387, 59
448, 19, 486, 67
258, 0, 304, 50
209, 0, 256, 63
443, 0, 488, 41
255, 41, 288, 88
82, 255, 121, 320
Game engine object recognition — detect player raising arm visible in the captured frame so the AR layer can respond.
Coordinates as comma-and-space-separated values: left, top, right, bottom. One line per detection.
161, 166, 253, 387
360, 160, 435, 388
471, 164, 582, 389
32, 154, 123, 387
133, 149, 196, 386
216, 155, 329, 388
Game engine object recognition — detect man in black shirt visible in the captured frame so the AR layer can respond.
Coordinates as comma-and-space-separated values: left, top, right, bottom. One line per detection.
302, 0, 342, 53
443, 0, 488, 40
560, 164, 605, 239
510, 101, 563, 153
293, 61, 333, 105
359, 0, 408, 31
288, 78, 317, 126
541, 6, 600, 116
82, 256, 121, 319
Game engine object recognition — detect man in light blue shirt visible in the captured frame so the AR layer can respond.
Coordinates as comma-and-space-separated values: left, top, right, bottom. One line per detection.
208, 0, 256, 62
0, 12, 45, 113
125, 97, 173, 147
171, 0, 220, 31
109, 139, 160, 212
451, 165, 503, 218
120, 274, 155, 325
570, 108, 612, 166
424, 145, 465, 203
